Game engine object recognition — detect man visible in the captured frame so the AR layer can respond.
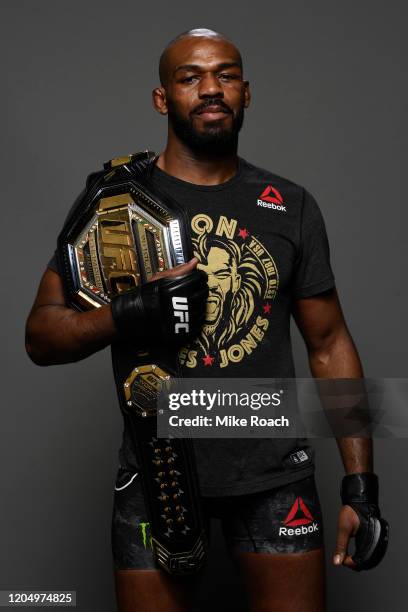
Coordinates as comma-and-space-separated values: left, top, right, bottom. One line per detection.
25, 28, 386, 612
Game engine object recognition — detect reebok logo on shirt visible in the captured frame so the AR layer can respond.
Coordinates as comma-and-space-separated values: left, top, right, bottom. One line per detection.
257, 185, 286, 212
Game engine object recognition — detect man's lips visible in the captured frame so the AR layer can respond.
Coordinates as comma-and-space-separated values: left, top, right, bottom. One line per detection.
194, 105, 232, 119
196, 105, 230, 114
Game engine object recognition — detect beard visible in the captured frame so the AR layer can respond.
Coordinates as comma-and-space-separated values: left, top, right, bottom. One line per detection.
167, 98, 245, 155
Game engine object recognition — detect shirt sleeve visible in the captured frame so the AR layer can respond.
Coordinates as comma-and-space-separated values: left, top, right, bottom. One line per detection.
47, 249, 60, 274
291, 189, 335, 299
45, 168, 101, 276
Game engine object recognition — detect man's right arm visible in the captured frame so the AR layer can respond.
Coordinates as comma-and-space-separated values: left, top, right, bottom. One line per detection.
25, 257, 207, 366
25, 268, 118, 366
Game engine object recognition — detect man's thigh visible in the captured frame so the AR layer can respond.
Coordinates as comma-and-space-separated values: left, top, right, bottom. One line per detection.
218, 476, 326, 612
232, 548, 326, 612
114, 569, 199, 612
112, 465, 201, 612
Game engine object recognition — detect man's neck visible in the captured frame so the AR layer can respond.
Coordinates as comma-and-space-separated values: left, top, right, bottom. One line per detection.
156, 139, 239, 186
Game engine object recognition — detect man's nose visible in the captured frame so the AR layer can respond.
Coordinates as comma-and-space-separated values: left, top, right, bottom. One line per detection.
198, 73, 223, 98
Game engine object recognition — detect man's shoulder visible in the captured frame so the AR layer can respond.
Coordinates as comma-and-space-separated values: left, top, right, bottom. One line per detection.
240, 158, 306, 196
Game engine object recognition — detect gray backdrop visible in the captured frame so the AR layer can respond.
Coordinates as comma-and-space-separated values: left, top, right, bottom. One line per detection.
1, 1, 407, 610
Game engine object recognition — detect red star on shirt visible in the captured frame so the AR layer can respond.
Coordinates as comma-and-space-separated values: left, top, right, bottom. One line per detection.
238, 228, 249, 239
263, 302, 272, 314
202, 354, 215, 366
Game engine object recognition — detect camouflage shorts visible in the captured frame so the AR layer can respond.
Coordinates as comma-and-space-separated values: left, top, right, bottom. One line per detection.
111, 465, 324, 570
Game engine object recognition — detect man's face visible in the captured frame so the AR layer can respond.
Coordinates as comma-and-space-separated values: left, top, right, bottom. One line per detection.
198, 246, 241, 330
155, 37, 250, 152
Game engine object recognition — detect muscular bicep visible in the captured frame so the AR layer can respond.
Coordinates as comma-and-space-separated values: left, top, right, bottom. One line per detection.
29, 268, 67, 313
25, 268, 76, 364
291, 287, 347, 352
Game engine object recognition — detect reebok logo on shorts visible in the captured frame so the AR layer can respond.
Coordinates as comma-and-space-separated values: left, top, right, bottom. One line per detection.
279, 497, 319, 536
257, 185, 286, 212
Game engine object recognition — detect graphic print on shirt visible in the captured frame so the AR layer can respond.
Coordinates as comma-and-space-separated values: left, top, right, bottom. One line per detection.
178, 212, 279, 369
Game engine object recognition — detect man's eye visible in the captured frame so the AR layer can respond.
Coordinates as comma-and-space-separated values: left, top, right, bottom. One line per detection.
181, 76, 198, 83
219, 73, 236, 81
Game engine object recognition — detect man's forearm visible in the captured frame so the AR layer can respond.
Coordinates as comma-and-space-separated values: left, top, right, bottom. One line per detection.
308, 327, 373, 474
25, 304, 118, 366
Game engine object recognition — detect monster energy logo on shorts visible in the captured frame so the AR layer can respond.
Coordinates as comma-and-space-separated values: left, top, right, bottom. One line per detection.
138, 521, 153, 549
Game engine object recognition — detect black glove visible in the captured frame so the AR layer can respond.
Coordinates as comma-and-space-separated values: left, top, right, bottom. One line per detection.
341, 472, 389, 570
111, 268, 208, 348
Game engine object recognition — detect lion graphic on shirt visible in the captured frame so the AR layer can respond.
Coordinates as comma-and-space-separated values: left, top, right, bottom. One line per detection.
178, 213, 278, 368
193, 231, 263, 353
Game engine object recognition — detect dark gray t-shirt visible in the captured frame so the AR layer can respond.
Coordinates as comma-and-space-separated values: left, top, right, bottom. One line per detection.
47, 157, 335, 496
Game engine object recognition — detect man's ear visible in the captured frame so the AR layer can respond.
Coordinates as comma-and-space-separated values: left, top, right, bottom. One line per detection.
152, 87, 168, 115
243, 81, 251, 108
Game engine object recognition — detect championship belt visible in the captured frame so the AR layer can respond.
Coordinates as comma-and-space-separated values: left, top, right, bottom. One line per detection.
57, 151, 207, 575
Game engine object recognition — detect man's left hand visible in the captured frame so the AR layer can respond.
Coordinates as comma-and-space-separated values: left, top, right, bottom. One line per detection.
333, 505, 360, 568
333, 473, 389, 571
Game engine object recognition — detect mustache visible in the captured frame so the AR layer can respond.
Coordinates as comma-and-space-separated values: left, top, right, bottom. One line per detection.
192, 99, 233, 115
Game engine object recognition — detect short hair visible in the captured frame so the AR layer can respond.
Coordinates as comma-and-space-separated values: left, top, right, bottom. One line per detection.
159, 28, 243, 86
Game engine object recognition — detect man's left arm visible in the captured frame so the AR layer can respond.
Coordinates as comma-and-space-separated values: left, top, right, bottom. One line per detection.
292, 287, 388, 570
